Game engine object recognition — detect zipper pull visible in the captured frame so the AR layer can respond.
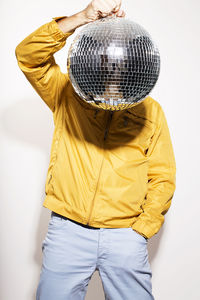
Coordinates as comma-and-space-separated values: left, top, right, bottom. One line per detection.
104, 111, 114, 141
94, 110, 98, 119
123, 116, 128, 126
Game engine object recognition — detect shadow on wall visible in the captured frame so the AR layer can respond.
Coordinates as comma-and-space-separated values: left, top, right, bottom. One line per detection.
1, 96, 166, 300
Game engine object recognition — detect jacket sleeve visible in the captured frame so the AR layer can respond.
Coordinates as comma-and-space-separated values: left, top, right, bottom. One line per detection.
15, 16, 75, 113
132, 104, 176, 240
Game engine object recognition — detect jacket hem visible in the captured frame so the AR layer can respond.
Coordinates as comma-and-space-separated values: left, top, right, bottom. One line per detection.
43, 196, 138, 229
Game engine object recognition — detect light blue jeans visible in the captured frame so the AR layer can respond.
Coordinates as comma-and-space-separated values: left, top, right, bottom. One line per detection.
36, 211, 154, 300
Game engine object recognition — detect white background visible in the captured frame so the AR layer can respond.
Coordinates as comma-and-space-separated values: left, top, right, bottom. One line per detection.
1, 0, 200, 299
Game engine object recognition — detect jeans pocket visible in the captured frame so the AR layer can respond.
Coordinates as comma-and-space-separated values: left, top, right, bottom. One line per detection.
49, 212, 68, 228
131, 228, 148, 243
42, 239, 46, 252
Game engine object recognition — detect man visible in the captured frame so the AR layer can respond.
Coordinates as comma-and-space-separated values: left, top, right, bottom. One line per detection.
15, 0, 176, 299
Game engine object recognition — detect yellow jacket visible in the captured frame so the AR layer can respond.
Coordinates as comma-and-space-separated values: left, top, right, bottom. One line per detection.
15, 17, 176, 240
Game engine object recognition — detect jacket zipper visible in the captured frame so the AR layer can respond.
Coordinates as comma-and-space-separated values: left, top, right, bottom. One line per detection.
86, 111, 114, 226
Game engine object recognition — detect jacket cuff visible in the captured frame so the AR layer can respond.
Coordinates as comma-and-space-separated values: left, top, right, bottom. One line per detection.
49, 16, 76, 42
131, 219, 159, 240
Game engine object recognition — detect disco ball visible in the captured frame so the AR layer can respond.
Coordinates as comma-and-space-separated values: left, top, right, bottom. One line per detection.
67, 15, 160, 111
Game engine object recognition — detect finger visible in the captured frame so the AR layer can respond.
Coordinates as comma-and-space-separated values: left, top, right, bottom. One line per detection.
113, 0, 122, 11
112, 1, 121, 13
97, 0, 112, 14
111, 0, 120, 9
102, 0, 121, 14
116, 9, 125, 17
106, 0, 121, 15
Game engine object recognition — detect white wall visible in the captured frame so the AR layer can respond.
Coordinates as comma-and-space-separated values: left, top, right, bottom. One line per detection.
1, 0, 200, 299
